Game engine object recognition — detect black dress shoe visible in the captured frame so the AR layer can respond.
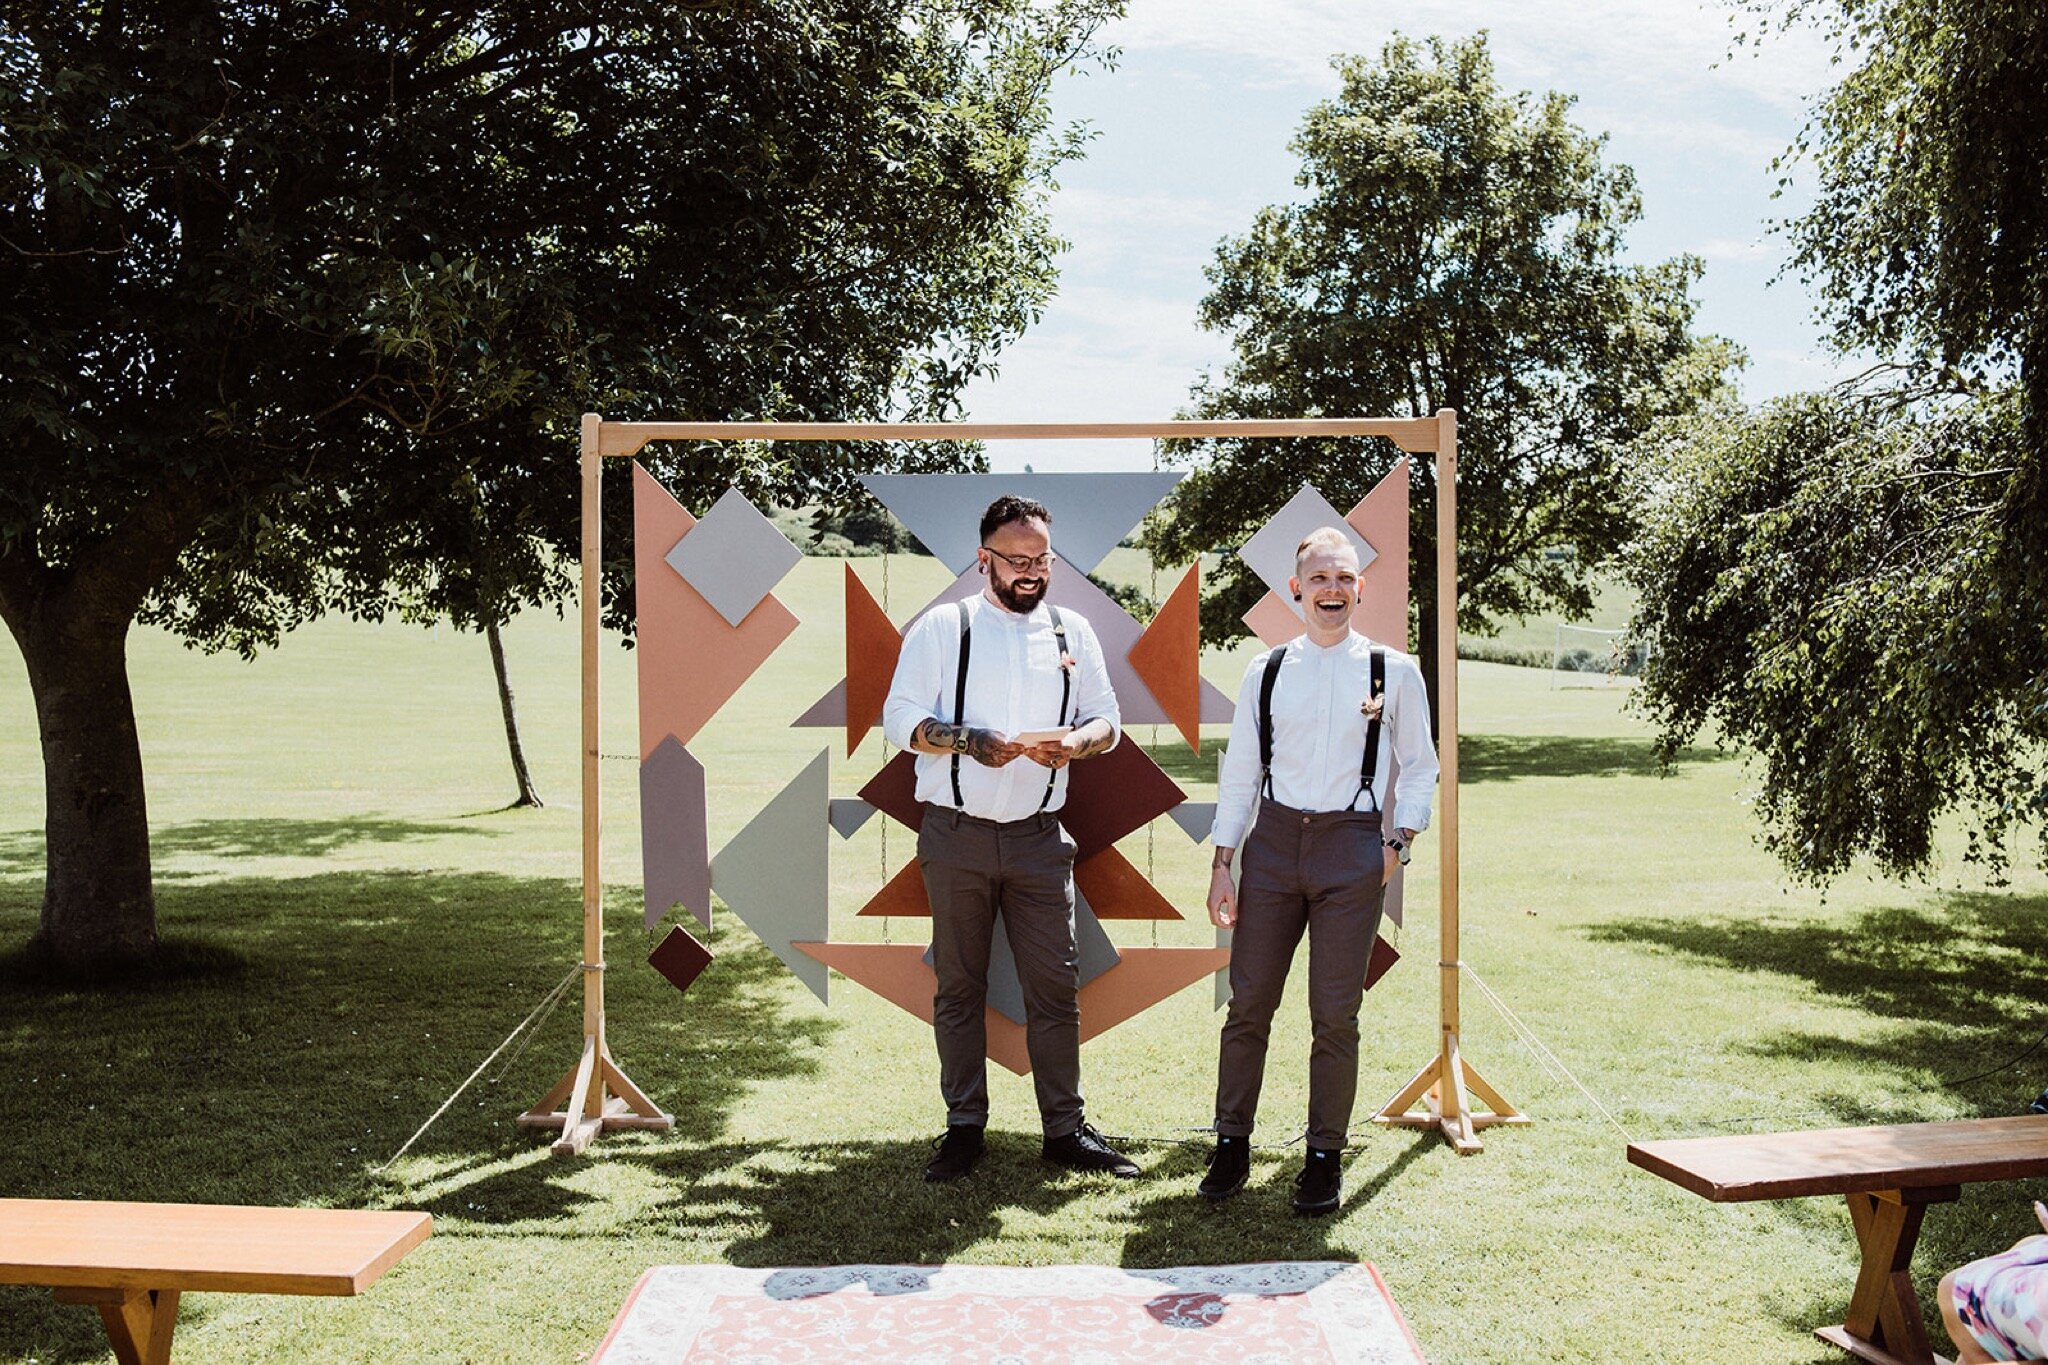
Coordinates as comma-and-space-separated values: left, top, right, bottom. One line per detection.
1042, 1122, 1140, 1178
1292, 1146, 1342, 1215
924, 1124, 985, 1182
1197, 1135, 1249, 1200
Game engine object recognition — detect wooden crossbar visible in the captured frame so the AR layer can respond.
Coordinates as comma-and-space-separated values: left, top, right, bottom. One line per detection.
596, 417, 1444, 457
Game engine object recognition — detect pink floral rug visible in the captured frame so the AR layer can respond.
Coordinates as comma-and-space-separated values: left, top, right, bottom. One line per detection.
592, 1262, 1425, 1363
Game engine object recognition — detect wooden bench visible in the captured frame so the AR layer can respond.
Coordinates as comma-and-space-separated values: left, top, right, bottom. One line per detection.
0, 1198, 431, 1365
1628, 1114, 2048, 1365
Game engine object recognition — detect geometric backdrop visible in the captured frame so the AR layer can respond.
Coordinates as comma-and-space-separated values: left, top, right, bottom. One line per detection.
634, 462, 1412, 1075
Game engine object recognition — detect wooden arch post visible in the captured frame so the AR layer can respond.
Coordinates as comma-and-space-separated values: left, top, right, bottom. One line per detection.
1372, 407, 1527, 1151
524, 411, 1520, 1156
517, 414, 676, 1155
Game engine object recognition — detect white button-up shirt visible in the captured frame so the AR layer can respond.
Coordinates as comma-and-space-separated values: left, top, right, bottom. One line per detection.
1212, 633, 1439, 848
882, 594, 1121, 822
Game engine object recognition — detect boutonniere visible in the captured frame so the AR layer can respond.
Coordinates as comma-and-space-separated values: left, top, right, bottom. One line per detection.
1360, 691, 1385, 721
1059, 652, 1077, 674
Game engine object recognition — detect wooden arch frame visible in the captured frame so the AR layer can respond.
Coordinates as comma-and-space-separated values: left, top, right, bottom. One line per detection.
519, 411, 1523, 1155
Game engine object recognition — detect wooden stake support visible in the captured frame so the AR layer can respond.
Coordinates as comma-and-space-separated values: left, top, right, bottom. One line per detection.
521, 415, 673, 1155
1372, 408, 1526, 1151
533, 410, 1519, 1155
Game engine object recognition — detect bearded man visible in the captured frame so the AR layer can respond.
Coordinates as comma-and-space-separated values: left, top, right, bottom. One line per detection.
881, 495, 1139, 1183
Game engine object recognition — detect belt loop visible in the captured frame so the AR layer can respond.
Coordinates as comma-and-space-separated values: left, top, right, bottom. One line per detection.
949, 807, 961, 828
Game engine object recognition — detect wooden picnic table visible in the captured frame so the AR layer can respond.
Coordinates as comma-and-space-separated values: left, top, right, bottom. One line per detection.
1629, 1114, 2048, 1365
0, 1198, 431, 1365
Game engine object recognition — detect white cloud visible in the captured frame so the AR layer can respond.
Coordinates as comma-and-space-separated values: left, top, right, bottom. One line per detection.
1107, 0, 1833, 109
955, 0, 1851, 456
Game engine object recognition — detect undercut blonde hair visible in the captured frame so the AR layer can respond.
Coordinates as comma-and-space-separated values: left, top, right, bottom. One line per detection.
1294, 525, 1357, 573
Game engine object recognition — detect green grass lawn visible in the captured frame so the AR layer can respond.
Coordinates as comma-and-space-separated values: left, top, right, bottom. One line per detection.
1, 552, 2043, 1363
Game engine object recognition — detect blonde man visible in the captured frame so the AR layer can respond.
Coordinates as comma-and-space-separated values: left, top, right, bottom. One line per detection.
1201, 525, 1439, 1213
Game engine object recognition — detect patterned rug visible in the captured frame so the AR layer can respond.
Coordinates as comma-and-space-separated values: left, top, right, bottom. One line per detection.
592, 1261, 1425, 1363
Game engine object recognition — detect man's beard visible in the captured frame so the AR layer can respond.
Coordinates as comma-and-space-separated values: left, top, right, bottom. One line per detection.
992, 571, 1047, 613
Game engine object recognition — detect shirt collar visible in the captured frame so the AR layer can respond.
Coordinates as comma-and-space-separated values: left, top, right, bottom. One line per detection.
976, 590, 1046, 626
1300, 628, 1369, 655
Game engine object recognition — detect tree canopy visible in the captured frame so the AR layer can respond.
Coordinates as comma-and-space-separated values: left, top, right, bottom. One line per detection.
0, 0, 1119, 970
1145, 31, 1734, 704
1628, 0, 2048, 882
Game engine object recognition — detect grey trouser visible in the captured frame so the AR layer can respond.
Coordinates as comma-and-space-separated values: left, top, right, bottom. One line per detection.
1214, 797, 1385, 1151
918, 803, 1084, 1137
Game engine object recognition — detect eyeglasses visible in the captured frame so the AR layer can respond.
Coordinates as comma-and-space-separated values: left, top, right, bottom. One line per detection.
981, 546, 1058, 573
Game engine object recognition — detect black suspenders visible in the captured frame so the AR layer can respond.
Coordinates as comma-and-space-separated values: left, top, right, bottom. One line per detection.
1257, 642, 1387, 812
949, 601, 1072, 812
949, 600, 973, 808
1041, 608, 1070, 812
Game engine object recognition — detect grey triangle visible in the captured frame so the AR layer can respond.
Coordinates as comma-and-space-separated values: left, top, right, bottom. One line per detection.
710, 748, 831, 1002
829, 798, 877, 840
917, 891, 1120, 1028
1074, 891, 1121, 987
792, 679, 847, 729
1167, 802, 1216, 843
640, 738, 711, 931
1214, 925, 1233, 1010
859, 472, 1185, 574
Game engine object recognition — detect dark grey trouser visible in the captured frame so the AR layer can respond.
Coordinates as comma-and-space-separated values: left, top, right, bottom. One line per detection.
1214, 798, 1385, 1151
918, 803, 1084, 1137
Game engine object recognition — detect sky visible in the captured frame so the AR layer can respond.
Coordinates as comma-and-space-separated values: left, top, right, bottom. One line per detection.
958, 0, 1858, 472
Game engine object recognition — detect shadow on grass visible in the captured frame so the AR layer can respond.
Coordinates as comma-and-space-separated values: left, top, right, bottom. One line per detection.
663, 1135, 1103, 1265
0, 868, 834, 1363
1592, 889, 2048, 1346
1116, 1131, 1435, 1268
0, 816, 508, 879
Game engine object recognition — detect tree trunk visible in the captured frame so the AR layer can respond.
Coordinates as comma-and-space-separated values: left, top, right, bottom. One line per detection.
487, 617, 543, 808
1416, 593, 1444, 741
14, 604, 158, 968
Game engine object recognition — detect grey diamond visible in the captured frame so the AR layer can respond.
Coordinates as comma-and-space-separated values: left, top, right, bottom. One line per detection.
664, 487, 802, 627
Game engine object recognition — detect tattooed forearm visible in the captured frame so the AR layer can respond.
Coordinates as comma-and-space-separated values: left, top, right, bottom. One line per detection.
912, 718, 961, 754
1063, 718, 1116, 759
912, 719, 1020, 767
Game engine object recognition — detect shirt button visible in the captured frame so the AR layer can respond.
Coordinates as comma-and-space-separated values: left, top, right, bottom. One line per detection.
1301, 815, 1311, 826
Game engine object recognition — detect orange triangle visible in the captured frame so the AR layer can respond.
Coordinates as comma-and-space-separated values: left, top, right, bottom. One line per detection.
795, 942, 1033, 1074
1073, 846, 1182, 921
633, 464, 798, 755
799, 944, 1231, 1076
855, 859, 931, 917
1077, 947, 1234, 1043
844, 564, 903, 757
1347, 457, 1410, 648
1127, 562, 1203, 752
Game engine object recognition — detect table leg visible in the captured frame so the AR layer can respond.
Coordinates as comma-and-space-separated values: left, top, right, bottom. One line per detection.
1815, 1186, 1959, 1365
52, 1285, 179, 1365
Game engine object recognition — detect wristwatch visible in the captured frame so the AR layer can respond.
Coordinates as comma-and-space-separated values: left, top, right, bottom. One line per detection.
951, 730, 971, 755
1385, 836, 1411, 866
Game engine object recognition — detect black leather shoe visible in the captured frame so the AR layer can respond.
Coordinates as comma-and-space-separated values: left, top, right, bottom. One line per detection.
1292, 1146, 1341, 1215
1042, 1122, 1140, 1178
924, 1124, 985, 1182
1197, 1135, 1250, 1200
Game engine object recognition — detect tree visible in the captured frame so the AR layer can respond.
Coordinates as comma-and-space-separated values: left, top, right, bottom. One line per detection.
1627, 389, 2040, 881
1628, 0, 2048, 881
1145, 32, 1735, 718
0, 1, 1119, 972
